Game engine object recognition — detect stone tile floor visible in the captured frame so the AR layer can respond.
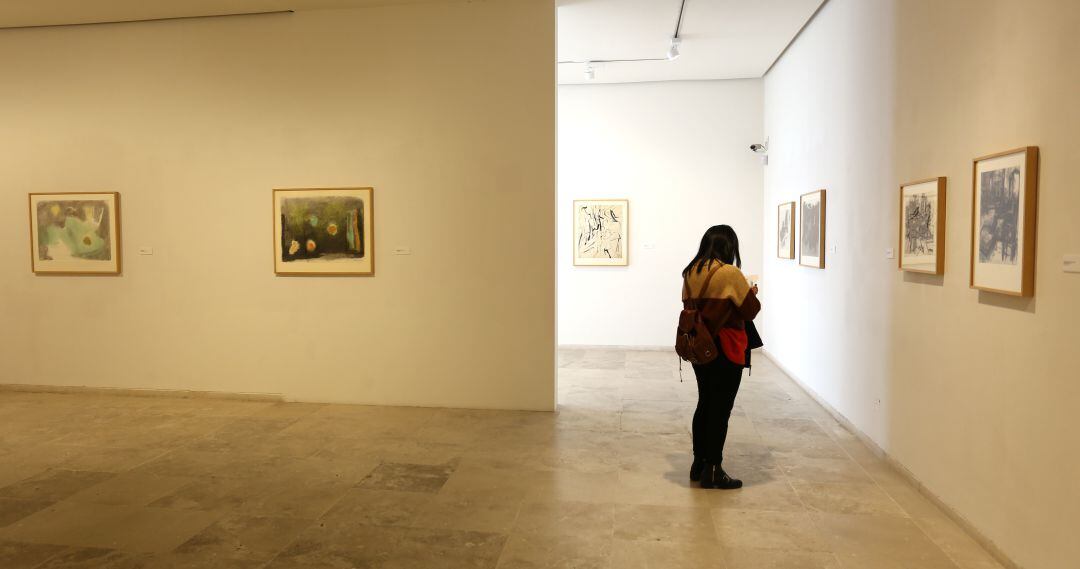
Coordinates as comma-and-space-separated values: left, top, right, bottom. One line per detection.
0, 349, 1004, 568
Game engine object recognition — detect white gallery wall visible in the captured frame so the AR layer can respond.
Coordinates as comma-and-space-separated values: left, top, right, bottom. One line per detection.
0, 1, 557, 410
762, 1, 1080, 568
558, 80, 764, 347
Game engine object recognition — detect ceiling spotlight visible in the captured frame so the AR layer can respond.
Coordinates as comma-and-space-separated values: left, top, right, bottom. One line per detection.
584, 61, 595, 80
667, 37, 681, 61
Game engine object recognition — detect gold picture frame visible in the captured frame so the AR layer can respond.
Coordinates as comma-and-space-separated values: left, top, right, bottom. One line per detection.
28, 192, 122, 275
777, 201, 795, 259
799, 190, 826, 269
273, 187, 375, 276
899, 177, 947, 275
970, 146, 1039, 296
573, 199, 629, 266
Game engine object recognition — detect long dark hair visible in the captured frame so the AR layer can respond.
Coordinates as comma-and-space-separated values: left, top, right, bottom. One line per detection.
682, 225, 742, 277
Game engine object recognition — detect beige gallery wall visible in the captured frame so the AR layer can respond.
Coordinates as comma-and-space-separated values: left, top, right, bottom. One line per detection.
763, 0, 1079, 567
0, 0, 557, 410
889, 1, 1079, 567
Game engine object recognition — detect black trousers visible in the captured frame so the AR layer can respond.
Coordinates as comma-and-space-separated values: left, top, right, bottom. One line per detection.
691, 356, 744, 464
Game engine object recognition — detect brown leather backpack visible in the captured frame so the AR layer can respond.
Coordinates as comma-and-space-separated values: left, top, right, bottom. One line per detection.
675, 264, 722, 365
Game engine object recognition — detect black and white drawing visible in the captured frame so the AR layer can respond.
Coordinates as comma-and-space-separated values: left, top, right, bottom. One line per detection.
801, 197, 821, 257
799, 190, 826, 268
977, 167, 1021, 266
903, 194, 936, 256
778, 202, 795, 259
970, 147, 1039, 296
899, 178, 945, 274
573, 199, 629, 266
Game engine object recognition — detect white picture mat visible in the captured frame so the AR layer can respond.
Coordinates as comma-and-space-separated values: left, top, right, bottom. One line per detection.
273, 188, 374, 274
900, 180, 939, 271
573, 199, 629, 266
972, 151, 1026, 292
29, 193, 120, 274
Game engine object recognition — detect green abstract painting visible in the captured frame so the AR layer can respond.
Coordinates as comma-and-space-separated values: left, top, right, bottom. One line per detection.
273, 188, 374, 276
30, 193, 121, 274
36, 200, 112, 261
280, 197, 365, 262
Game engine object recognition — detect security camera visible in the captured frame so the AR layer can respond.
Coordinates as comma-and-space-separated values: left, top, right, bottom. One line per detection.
750, 139, 770, 165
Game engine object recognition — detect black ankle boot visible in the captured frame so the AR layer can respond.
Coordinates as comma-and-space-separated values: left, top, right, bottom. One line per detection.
700, 463, 743, 490
689, 457, 705, 482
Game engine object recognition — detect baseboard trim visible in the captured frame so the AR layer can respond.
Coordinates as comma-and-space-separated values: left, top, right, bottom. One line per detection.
559, 344, 673, 352
760, 349, 1021, 569
0, 383, 284, 403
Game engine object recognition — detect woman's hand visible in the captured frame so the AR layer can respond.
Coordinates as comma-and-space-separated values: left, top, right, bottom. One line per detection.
751, 284, 759, 295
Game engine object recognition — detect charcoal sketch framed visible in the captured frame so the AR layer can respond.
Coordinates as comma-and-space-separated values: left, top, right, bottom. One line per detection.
777, 202, 795, 259
799, 190, 826, 269
970, 147, 1039, 296
28, 192, 122, 275
273, 187, 375, 276
573, 199, 629, 266
899, 177, 946, 274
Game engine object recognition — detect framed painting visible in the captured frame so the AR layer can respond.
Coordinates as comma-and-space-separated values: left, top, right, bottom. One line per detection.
777, 201, 795, 259
899, 177, 946, 274
29, 192, 122, 275
970, 147, 1039, 296
273, 187, 375, 276
573, 199, 628, 266
799, 190, 826, 269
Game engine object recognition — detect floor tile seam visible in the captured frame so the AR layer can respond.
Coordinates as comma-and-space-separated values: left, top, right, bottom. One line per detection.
200, 415, 305, 441
257, 528, 309, 569
26, 544, 81, 569
871, 476, 952, 519
780, 403, 928, 525
805, 419, 920, 522
496, 496, 526, 535
717, 546, 791, 569
902, 513, 970, 569
740, 412, 773, 445
283, 486, 354, 522
38, 433, 78, 447
786, 480, 926, 518
745, 406, 917, 539
713, 538, 833, 559
795, 488, 961, 569
204, 514, 326, 566
759, 438, 821, 522
94, 447, 176, 475
821, 514, 965, 569
806, 414, 869, 453
791, 503, 914, 520
491, 533, 516, 568
0, 473, 49, 498
500, 526, 616, 544
259, 517, 402, 566
0, 533, 120, 558
788, 478, 906, 489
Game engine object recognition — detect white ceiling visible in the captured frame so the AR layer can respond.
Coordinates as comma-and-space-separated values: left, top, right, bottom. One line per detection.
558, 0, 825, 84
0, 0, 452, 29
0, 0, 823, 85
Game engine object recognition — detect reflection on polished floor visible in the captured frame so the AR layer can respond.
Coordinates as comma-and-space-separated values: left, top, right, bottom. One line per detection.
0, 349, 1001, 568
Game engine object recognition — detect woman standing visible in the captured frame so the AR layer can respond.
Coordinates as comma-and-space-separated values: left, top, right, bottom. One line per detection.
681, 225, 760, 489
